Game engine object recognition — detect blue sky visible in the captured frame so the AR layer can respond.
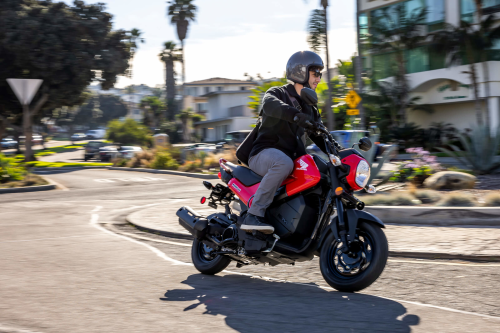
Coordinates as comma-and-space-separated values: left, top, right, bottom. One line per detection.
63, 0, 357, 88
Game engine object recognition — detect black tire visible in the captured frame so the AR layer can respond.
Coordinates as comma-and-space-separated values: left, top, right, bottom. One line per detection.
84, 156, 89, 161
319, 221, 388, 292
191, 239, 231, 275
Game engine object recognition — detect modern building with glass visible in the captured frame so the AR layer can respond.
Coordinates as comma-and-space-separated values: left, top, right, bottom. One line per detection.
359, 0, 500, 131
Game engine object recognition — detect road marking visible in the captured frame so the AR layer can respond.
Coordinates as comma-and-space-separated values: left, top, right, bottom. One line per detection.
91, 205, 500, 321
389, 259, 500, 267
94, 177, 167, 183
0, 234, 101, 243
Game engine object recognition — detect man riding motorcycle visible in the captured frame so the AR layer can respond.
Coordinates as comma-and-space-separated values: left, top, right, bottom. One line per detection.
241, 51, 343, 234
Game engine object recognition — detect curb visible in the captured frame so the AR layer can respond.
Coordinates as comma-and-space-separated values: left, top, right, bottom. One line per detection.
0, 184, 56, 194
125, 214, 193, 240
125, 210, 500, 262
365, 206, 500, 227
108, 167, 219, 179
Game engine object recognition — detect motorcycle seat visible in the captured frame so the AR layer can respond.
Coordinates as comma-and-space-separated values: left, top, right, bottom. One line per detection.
226, 162, 263, 187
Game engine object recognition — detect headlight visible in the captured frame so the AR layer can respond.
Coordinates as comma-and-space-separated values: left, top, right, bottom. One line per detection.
355, 160, 370, 188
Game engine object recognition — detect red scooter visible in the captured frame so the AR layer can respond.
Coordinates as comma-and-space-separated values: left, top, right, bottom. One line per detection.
177, 91, 388, 292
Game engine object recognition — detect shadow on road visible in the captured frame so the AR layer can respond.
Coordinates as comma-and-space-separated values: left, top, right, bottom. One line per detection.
161, 274, 419, 332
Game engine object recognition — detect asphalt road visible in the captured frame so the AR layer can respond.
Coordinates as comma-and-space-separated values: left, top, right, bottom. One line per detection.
1, 169, 500, 332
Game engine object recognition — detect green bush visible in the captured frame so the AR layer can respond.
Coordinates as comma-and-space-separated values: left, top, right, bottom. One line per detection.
106, 118, 152, 146
484, 193, 500, 207
437, 193, 476, 207
151, 151, 179, 170
0, 153, 27, 183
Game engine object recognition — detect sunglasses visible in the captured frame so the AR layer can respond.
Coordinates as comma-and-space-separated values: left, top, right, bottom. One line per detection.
310, 69, 322, 79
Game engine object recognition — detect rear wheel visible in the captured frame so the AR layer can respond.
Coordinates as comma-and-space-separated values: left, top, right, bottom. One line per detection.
192, 239, 231, 275
319, 221, 388, 292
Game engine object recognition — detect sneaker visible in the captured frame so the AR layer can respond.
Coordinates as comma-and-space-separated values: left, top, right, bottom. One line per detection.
240, 213, 274, 234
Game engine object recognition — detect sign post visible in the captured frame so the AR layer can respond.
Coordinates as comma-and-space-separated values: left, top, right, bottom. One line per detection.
6, 79, 43, 161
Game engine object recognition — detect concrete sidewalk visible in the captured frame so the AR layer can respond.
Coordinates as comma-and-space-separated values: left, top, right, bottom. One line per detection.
127, 204, 500, 261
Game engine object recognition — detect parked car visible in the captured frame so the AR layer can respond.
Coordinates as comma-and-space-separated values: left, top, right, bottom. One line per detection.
19, 134, 43, 145
1, 138, 18, 149
119, 146, 143, 159
85, 129, 106, 139
224, 130, 251, 146
99, 146, 120, 162
71, 133, 87, 141
84, 141, 107, 161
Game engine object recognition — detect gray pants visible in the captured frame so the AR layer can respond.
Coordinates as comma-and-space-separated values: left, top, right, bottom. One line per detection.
248, 148, 294, 217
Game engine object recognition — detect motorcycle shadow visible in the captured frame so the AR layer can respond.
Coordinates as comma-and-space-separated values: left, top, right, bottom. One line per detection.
160, 273, 419, 332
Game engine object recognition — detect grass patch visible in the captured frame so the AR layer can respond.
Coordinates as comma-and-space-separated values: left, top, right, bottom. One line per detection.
0, 174, 48, 188
34, 143, 86, 154
363, 192, 419, 206
26, 161, 112, 168
483, 193, 500, 207
34, 151, 56, 157
437, 193, 476, 207
412, 190, 442, 204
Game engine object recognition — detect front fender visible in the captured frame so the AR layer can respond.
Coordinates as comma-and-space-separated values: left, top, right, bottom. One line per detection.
317, 209, 385, 251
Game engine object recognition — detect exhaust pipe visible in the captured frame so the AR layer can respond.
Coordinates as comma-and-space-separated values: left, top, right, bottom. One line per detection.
176, 206, 200, 235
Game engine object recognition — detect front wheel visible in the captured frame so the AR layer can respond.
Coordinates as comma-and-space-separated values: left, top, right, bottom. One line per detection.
192, 239, 231, 275
319, 221, 388, 292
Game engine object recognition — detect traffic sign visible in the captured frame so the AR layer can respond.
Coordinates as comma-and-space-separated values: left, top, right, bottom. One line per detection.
345, 90, 362, 109
6, 79, 43, 106
347, 109, 359, 116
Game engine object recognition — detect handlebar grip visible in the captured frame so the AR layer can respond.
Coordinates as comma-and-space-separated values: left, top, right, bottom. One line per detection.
305, 120, 313, 127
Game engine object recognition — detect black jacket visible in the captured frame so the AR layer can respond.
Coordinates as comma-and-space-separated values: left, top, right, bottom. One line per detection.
249, 83, 328, 161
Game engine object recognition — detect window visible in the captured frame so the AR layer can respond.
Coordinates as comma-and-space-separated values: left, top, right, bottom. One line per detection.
240, 86, 246, 90
217, 86, 223, 91
196, 103, 207, 112
461, 0, 475, 22
186, 87, 197, 96
204, 87, 210, 94
407, 46, 428, 73
372, 52, 397, 81
359, 13, 368, 40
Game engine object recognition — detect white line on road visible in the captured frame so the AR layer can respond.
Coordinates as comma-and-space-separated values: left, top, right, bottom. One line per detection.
389, 259, 500, 267
90, 205, 500, 322
0, 234, 102, 243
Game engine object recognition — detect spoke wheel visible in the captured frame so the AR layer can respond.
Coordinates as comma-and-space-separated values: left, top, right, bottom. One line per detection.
319, 222, 388, 292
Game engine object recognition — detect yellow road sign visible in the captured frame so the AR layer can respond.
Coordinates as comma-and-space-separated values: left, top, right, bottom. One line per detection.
345, 90, 362, 109
347, 109, 359, 116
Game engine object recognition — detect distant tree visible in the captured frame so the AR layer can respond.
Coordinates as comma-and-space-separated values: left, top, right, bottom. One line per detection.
159, 41, 183, 120
106, 118, 151, 146
140, 96, 166, 129
167, 0, 197, 85
176, 108, 204, 142
0, 0, 140, 160
248, 77, 289, 117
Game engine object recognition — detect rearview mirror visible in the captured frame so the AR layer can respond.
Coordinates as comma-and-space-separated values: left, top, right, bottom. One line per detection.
300, 87, 318, 106
358, 137, 372, 152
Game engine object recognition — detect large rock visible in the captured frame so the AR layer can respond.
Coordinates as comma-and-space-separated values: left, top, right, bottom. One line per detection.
423, 171, 476, 190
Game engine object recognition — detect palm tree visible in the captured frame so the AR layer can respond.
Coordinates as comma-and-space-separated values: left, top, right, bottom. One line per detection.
125, 28, 145, 78
307, 4, 335, 130
368, 4, 427, 126
159, 41, 183, 120
166, 0, 197, 86
431, 16, 500, 127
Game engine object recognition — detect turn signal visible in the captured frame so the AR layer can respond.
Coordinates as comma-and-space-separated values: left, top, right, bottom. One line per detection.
335, 187, 344, 196
366, 185, 377, 194
200, 197, 206, 204
329, 154, 342, 166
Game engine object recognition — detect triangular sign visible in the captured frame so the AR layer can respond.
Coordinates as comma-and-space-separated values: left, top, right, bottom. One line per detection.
7, 79, 43, 106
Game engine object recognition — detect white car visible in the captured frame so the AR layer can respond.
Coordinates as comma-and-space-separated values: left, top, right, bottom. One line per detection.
71, 133, 87, 141
85, 129, 106, 139
1, 138, 18, 149
119, 146, 143, 159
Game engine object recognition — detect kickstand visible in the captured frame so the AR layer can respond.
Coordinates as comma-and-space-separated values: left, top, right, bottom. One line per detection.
262, 234, 280, 253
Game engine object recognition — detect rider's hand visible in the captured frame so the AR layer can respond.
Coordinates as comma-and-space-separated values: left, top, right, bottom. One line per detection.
294, 113, 313, 129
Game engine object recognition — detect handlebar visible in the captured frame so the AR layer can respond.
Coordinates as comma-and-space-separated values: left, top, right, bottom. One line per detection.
293, 116, 314, 129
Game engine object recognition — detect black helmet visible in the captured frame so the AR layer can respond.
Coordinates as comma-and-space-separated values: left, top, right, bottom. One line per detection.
286, 51, 324, 85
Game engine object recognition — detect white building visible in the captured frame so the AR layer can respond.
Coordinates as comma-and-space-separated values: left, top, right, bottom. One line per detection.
181, 78, 258, 142
359, 0, 500, 131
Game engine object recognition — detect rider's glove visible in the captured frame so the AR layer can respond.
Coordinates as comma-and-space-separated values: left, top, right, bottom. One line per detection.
294, 113, 313, 129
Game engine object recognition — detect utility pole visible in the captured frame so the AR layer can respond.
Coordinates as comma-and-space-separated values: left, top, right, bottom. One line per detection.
322, 0, 335, 131
355, 0, 366, 129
